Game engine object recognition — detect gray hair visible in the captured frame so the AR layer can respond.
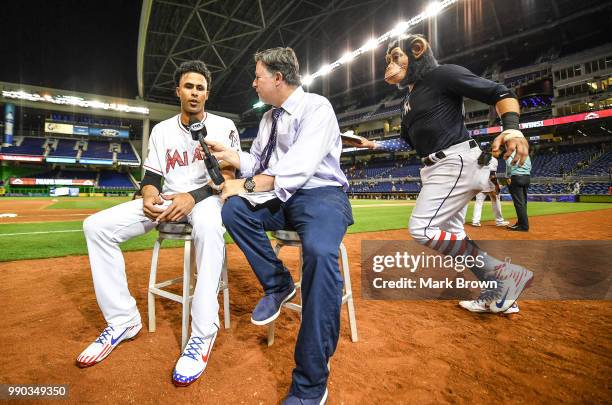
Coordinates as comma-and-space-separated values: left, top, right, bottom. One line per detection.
254, 47, 301, 86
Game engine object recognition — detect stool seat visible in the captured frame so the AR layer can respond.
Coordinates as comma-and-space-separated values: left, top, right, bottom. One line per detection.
271, 230, 301, 242
157, 220, 192, 235
266, 230, 358, 346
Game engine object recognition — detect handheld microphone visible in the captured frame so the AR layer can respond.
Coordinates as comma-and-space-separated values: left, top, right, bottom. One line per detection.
189, 117, 225, 186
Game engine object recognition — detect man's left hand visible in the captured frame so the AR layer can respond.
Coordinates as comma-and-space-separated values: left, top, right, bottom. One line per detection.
492, 131, 529, 166
156, 193, 195, 222
220, 179, 245, 201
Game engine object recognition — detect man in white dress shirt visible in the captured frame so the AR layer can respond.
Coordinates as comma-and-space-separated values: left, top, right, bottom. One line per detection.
205, 47, 352, 405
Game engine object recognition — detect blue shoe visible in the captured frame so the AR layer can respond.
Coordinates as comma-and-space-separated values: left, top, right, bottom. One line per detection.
250, 285, 296, 326
281, 388, 328, 405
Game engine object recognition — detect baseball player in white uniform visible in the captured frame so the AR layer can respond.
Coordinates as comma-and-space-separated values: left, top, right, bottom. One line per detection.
465, 157, 509, 227
76, 61, 240, 387
347, 34, 533, 313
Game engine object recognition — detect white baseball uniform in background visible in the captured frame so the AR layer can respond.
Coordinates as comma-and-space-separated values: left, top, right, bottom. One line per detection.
83, 112, 240, 338
470, 157, 506, 225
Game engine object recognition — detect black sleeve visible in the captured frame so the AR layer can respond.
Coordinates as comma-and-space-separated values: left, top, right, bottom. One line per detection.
436, 64, 516, 106
188, 185, 214, 204
140, 170, 162, 193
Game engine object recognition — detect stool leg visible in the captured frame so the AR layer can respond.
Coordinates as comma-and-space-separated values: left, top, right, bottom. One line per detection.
267, 241, 284, 346
297, 246, 303, 321
181, 240, 192, 351
148, 238, 162, 333
267, 322, 275, 347
340, 243, 358, 342
222, 248, 230, 329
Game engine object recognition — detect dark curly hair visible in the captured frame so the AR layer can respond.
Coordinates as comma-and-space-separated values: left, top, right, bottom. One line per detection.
173, 60, 212, 90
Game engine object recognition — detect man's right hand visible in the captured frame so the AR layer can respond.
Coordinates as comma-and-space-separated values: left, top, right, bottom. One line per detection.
143, 193, 165, 220
202, 140, 240, 168
342, 135, 377, 149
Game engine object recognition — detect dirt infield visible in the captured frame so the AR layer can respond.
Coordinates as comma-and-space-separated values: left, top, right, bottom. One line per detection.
1, 210, 611, 404
0, 199, 95, 223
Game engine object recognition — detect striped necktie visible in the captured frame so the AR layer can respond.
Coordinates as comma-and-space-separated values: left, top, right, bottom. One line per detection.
259, 107, 283, 172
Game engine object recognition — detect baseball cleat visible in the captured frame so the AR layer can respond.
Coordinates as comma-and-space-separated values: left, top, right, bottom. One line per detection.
172, 332, 217, 387
489, 258, 533, 313
496, 220, 510, 227
459, 298, 519, 314
76, 323, 141, 368
470, 222, 482, 227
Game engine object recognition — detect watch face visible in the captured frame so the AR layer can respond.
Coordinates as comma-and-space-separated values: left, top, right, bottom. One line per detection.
245, 178, 255, 192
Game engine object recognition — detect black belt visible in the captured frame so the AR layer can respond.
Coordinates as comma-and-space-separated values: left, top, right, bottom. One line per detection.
422, 139, 478, 166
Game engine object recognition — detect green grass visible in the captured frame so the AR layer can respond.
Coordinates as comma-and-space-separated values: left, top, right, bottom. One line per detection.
0, 220, 234, 261
1, 197, 611, 262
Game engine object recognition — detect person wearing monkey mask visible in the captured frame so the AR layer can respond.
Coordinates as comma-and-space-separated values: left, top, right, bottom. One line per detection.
348, 34, 533, 314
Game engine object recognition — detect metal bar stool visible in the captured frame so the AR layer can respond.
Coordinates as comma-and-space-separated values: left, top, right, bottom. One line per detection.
148, 221, 230, 351
266, 230, 358, 346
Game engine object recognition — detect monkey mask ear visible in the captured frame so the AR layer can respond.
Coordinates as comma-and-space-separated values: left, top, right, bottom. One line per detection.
409, 36, 428, 60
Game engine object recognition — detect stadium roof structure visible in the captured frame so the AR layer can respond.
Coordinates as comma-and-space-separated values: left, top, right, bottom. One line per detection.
139, 0, 612, 116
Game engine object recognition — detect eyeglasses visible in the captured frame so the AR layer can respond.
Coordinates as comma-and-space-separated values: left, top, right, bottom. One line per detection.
253, 73, 277, 81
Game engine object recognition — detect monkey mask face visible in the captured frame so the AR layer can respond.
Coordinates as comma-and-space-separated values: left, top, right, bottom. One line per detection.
384, 34, 438, 89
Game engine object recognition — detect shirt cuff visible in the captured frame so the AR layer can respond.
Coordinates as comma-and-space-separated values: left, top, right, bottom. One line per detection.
239, 151, 258, 178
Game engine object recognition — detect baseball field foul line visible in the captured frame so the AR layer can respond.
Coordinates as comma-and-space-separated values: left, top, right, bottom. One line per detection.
0, 230, 83, 237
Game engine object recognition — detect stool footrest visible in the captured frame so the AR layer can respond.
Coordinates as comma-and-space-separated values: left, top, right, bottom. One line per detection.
149, 287, 193, 304
153, 277, 184, 290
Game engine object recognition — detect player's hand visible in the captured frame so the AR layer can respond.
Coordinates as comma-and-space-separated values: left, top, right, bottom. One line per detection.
156, 193, 195, 222
342, 135, 377, 149
220, 179, 246, 202
143, 193, 165, 220
492, 132, 529, 166
202, 140, 240, 168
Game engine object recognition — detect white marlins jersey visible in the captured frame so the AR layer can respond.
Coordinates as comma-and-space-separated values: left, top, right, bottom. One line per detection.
143, 113, 241, 194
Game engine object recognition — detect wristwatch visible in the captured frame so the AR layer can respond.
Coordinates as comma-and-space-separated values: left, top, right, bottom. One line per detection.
244, 177, 256, 193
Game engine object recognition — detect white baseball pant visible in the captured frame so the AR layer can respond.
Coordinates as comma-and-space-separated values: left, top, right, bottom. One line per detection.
408, 140, 506, 277
82, 196, 224, 337
472, 192, 505, 225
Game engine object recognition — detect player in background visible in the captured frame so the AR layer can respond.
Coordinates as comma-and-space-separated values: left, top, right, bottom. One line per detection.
76, 61, 240, 387
465, 156, 509, 228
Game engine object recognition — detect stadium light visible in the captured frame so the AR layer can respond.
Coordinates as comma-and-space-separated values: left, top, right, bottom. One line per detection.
301, 75, 314, 86
253, 100, 265, 108
1, 90, 150, 115
361, 38, 378, 52
298, 0, 457, 86
338, 51, 355, 64
391, 21, 410, 36
319, 64, 333, 76
424, 1, 443, 17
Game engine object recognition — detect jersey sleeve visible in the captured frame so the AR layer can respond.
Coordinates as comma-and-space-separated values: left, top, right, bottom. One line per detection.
224, 120, 242, 153
437, 64, 515, 106
376, 138, 412, 152
143, 125, 164, 176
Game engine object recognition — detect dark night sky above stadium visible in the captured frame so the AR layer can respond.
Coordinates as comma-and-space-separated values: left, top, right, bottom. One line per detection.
0, 0, 142, 99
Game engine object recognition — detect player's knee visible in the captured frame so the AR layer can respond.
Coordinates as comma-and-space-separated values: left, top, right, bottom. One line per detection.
191, 215, 223, 238
83, 213, 102, 237
408, 218, 428, 245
